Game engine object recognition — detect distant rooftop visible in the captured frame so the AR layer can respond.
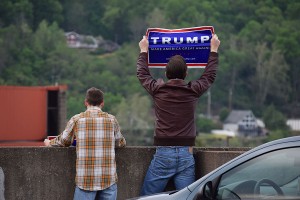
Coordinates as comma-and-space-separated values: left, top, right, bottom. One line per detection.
224, 110, 254, 124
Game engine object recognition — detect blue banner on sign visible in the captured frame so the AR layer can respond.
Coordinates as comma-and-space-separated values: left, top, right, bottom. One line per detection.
146, 26, 214, 68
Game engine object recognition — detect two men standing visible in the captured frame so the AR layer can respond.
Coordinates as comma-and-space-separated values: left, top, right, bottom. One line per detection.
44, 33, 220, 199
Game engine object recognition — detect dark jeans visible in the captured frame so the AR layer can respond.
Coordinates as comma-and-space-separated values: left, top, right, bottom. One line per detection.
141, 146, 195, 196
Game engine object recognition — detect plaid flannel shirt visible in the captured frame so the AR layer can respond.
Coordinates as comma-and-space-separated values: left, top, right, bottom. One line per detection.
50, 106, 126, 191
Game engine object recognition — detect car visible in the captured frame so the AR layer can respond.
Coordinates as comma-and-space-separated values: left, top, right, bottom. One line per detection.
130, 136, 300, 200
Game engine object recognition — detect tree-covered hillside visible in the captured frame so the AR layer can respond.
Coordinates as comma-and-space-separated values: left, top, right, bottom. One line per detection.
0, 0, 299, 145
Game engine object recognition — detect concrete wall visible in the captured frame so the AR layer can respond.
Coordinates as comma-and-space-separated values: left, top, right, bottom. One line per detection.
0, 147, 249, 200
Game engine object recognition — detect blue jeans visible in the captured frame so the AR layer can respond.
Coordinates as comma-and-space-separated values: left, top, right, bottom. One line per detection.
73, 184, 117, 200
141, 146, 195, 196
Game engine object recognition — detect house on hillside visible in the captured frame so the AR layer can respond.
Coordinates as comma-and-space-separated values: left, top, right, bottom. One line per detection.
65, 32, 98, 49
223, 110, 266, 137
65, 32, 120, 52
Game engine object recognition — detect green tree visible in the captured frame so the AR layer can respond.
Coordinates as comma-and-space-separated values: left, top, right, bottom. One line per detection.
31, 21, 70, 85
113, 93, 154, 145
0, 23, 36, 85
267, 129, 291, 142
114, 93, 153, 131
263, 105, 289, 131
67, 95, 84, 119
146, 8, 169, 29
196, 116, 220, 133
100, 2, 131, 43
30, 0, 63, 30
102, 92, 123, 114
0, 0, 33, 27
252, 43, 290, 107
1, 0, 300, 139
219, 107, 230, 122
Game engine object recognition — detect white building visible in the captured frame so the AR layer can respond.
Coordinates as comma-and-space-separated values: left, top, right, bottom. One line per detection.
223, 110, 264, 137
287, 119, 300, 132
65, 32, 98, 49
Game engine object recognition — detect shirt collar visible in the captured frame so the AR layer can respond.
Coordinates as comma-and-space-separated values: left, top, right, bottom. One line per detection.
167, 79, 185, 84
86, 106, 102, 111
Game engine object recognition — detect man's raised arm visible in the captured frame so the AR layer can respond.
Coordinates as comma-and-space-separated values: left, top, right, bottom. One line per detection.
136, 36, 159, 96
191, 34, 221, 96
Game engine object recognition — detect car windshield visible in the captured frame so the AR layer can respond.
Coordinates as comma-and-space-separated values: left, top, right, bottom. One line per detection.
217, 147, 300, 199
220, 147, 300, 186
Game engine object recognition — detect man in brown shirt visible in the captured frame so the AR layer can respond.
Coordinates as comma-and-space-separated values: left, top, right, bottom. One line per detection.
137, 34, 220, 195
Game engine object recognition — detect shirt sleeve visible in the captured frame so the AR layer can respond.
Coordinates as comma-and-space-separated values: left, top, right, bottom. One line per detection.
49, 114, 79, 147
112, 116, 126, 148
190, 52, 219, 96
136, 52, 159, 96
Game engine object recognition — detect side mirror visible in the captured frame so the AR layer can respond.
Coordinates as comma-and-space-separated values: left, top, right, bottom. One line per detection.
193, 181, 214, 200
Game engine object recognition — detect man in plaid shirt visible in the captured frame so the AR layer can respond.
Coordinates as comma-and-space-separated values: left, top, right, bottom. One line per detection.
44, 87, 126, 200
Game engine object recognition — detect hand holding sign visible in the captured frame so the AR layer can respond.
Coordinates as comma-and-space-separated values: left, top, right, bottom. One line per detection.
139, 36, 149, 53
210, 34, 220, 53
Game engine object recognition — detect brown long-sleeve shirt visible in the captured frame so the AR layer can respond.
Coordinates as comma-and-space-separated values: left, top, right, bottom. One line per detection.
137, 52, 218, 146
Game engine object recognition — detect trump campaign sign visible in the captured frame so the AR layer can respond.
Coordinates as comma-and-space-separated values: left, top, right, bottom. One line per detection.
146, 26, 214, 68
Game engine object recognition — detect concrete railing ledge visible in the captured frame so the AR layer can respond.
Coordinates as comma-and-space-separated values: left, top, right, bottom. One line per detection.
0, 146, 250, 200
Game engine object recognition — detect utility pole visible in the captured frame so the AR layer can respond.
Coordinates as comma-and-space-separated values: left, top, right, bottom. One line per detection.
207, 89, 211, 119
229, 88, 232, 111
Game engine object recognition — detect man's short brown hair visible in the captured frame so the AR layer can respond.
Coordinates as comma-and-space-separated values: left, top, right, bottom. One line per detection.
85, 87, 104, 106
166, 55, 187, 80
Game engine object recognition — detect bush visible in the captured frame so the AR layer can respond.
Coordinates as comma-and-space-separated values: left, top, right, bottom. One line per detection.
262, 105, 289, 130
219, 107, 230, 122
196, 116, 221, 133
